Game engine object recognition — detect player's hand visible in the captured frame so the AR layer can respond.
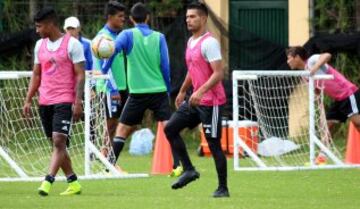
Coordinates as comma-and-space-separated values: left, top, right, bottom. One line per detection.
189, 90, 203, 107
22, 102, 32, 118
92, 70, 103, 76
305, 66, 314, 76
90, 90, 96, 100
175, 91, 186, 109
111, 94, 121, 101
73, 102, 83, 122
310, 69, 316, 76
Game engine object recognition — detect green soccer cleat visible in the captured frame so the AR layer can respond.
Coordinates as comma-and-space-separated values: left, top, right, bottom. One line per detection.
38, 180, 52, 196
60, 180, 82, 196
168, 166, 183, 177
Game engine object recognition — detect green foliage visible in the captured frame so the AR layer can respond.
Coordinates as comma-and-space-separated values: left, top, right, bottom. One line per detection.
0, 52, 31, 71
2, 0, 29, 32
312, 0, 360, 139
148, 0, 183, 17
313, 0, 355, 33
0, 0, 184, 72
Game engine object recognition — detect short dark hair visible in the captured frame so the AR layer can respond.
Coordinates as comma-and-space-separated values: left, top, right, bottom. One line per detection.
33, 7, 58, 25
130, 2, 150, 23
105, 1, 126, 17
187, 2, 208, 16
286, 46, 309, 60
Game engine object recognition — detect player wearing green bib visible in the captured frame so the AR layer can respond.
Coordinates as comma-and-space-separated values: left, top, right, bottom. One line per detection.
101, 3, 181, 173
93, 1, 128, 172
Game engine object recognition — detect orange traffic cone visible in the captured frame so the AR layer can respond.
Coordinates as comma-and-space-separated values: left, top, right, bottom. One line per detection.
151, 122, 173, 175
345, 122, 360, 164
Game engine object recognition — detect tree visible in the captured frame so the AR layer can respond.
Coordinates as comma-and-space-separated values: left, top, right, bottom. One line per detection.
356, 0, 360, 31
29, 0, 37, 22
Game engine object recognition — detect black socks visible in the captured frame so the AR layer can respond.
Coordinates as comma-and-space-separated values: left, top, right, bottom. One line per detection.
112, 136, 126, 164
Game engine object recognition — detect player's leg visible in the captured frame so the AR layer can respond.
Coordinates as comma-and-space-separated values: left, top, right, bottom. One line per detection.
149, 92, 183, 177
58, 146, 80, 195
38, 105, 55, 196
317, 94, 357, 165
109, 90, 129, 168
350, 114, 360, 131
107, 118, 118, 139
101, 92, 121, 160
60, 149, 73, 176
325, 101, 343, 135
103, 117, 119, 164
198, 105, 229, 197
49, 134, 80, 195
48, 133, 68, 177
106, 91, 124, 139
327, 120, 337, 131
51, 104, 81, 195
164, 101, 201, 189
169, 146, 183, 177
348, 90, 360, 131
111, 94, 146, 169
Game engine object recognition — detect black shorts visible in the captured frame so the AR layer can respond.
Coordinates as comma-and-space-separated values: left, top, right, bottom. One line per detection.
39, 103, 73, 138
120, 92, 171, 126
326, 90, 360, 123
103, 90, 128, 119
167, 101, 223, 139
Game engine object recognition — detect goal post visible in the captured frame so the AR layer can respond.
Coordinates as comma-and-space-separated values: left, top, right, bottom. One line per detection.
232, 70, 360, 171
0, 71, 148, 181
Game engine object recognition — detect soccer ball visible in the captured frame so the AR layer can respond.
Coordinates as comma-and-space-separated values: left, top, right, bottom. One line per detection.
91, 35, 115, 59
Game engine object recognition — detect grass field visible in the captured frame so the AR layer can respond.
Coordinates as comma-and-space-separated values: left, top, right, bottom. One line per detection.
1, 150, 360, 209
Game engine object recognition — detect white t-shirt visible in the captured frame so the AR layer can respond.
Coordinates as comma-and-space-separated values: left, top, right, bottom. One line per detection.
34, 36, 85, 64
306, 54, 328, 75
188, 33, 222, 62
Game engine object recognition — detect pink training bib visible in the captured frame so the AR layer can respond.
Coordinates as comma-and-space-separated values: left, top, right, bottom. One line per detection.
38, 34, 76, 105
185, 32, 226, 106
307, 60, 358, 101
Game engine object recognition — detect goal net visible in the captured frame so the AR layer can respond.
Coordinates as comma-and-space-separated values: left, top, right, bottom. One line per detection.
0, 71, 147, 181
232, 70, 359, 171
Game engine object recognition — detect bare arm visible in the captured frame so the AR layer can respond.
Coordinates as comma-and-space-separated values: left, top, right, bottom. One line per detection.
179, 72, 192, 94
175, 72, 192, 108
189, 60, 224, 106
309, 53, 332, 75
73, 62, 85, 121
23, 64, 41, 117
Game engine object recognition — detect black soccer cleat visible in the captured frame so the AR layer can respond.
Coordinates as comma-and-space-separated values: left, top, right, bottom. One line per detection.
212, 186, 230, 198
171, 170, 200, 189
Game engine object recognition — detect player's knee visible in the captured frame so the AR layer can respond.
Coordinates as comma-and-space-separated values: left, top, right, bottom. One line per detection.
52, 133, 67, 149
52, 139, 67, 150
353, 121, 360, 131
164, 123, 177, 140
164, 124, 172, 138
116, 123, 132, 138
350, 115, 360, 131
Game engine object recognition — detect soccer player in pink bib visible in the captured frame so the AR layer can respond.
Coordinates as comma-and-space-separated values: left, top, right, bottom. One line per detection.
164, 2, 229, 198
23, 8, 85, 196
287, 46, 360, 164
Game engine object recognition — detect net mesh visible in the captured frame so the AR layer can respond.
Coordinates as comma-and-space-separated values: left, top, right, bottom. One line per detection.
234, 73, 345, 168
0, 74, 114, 178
